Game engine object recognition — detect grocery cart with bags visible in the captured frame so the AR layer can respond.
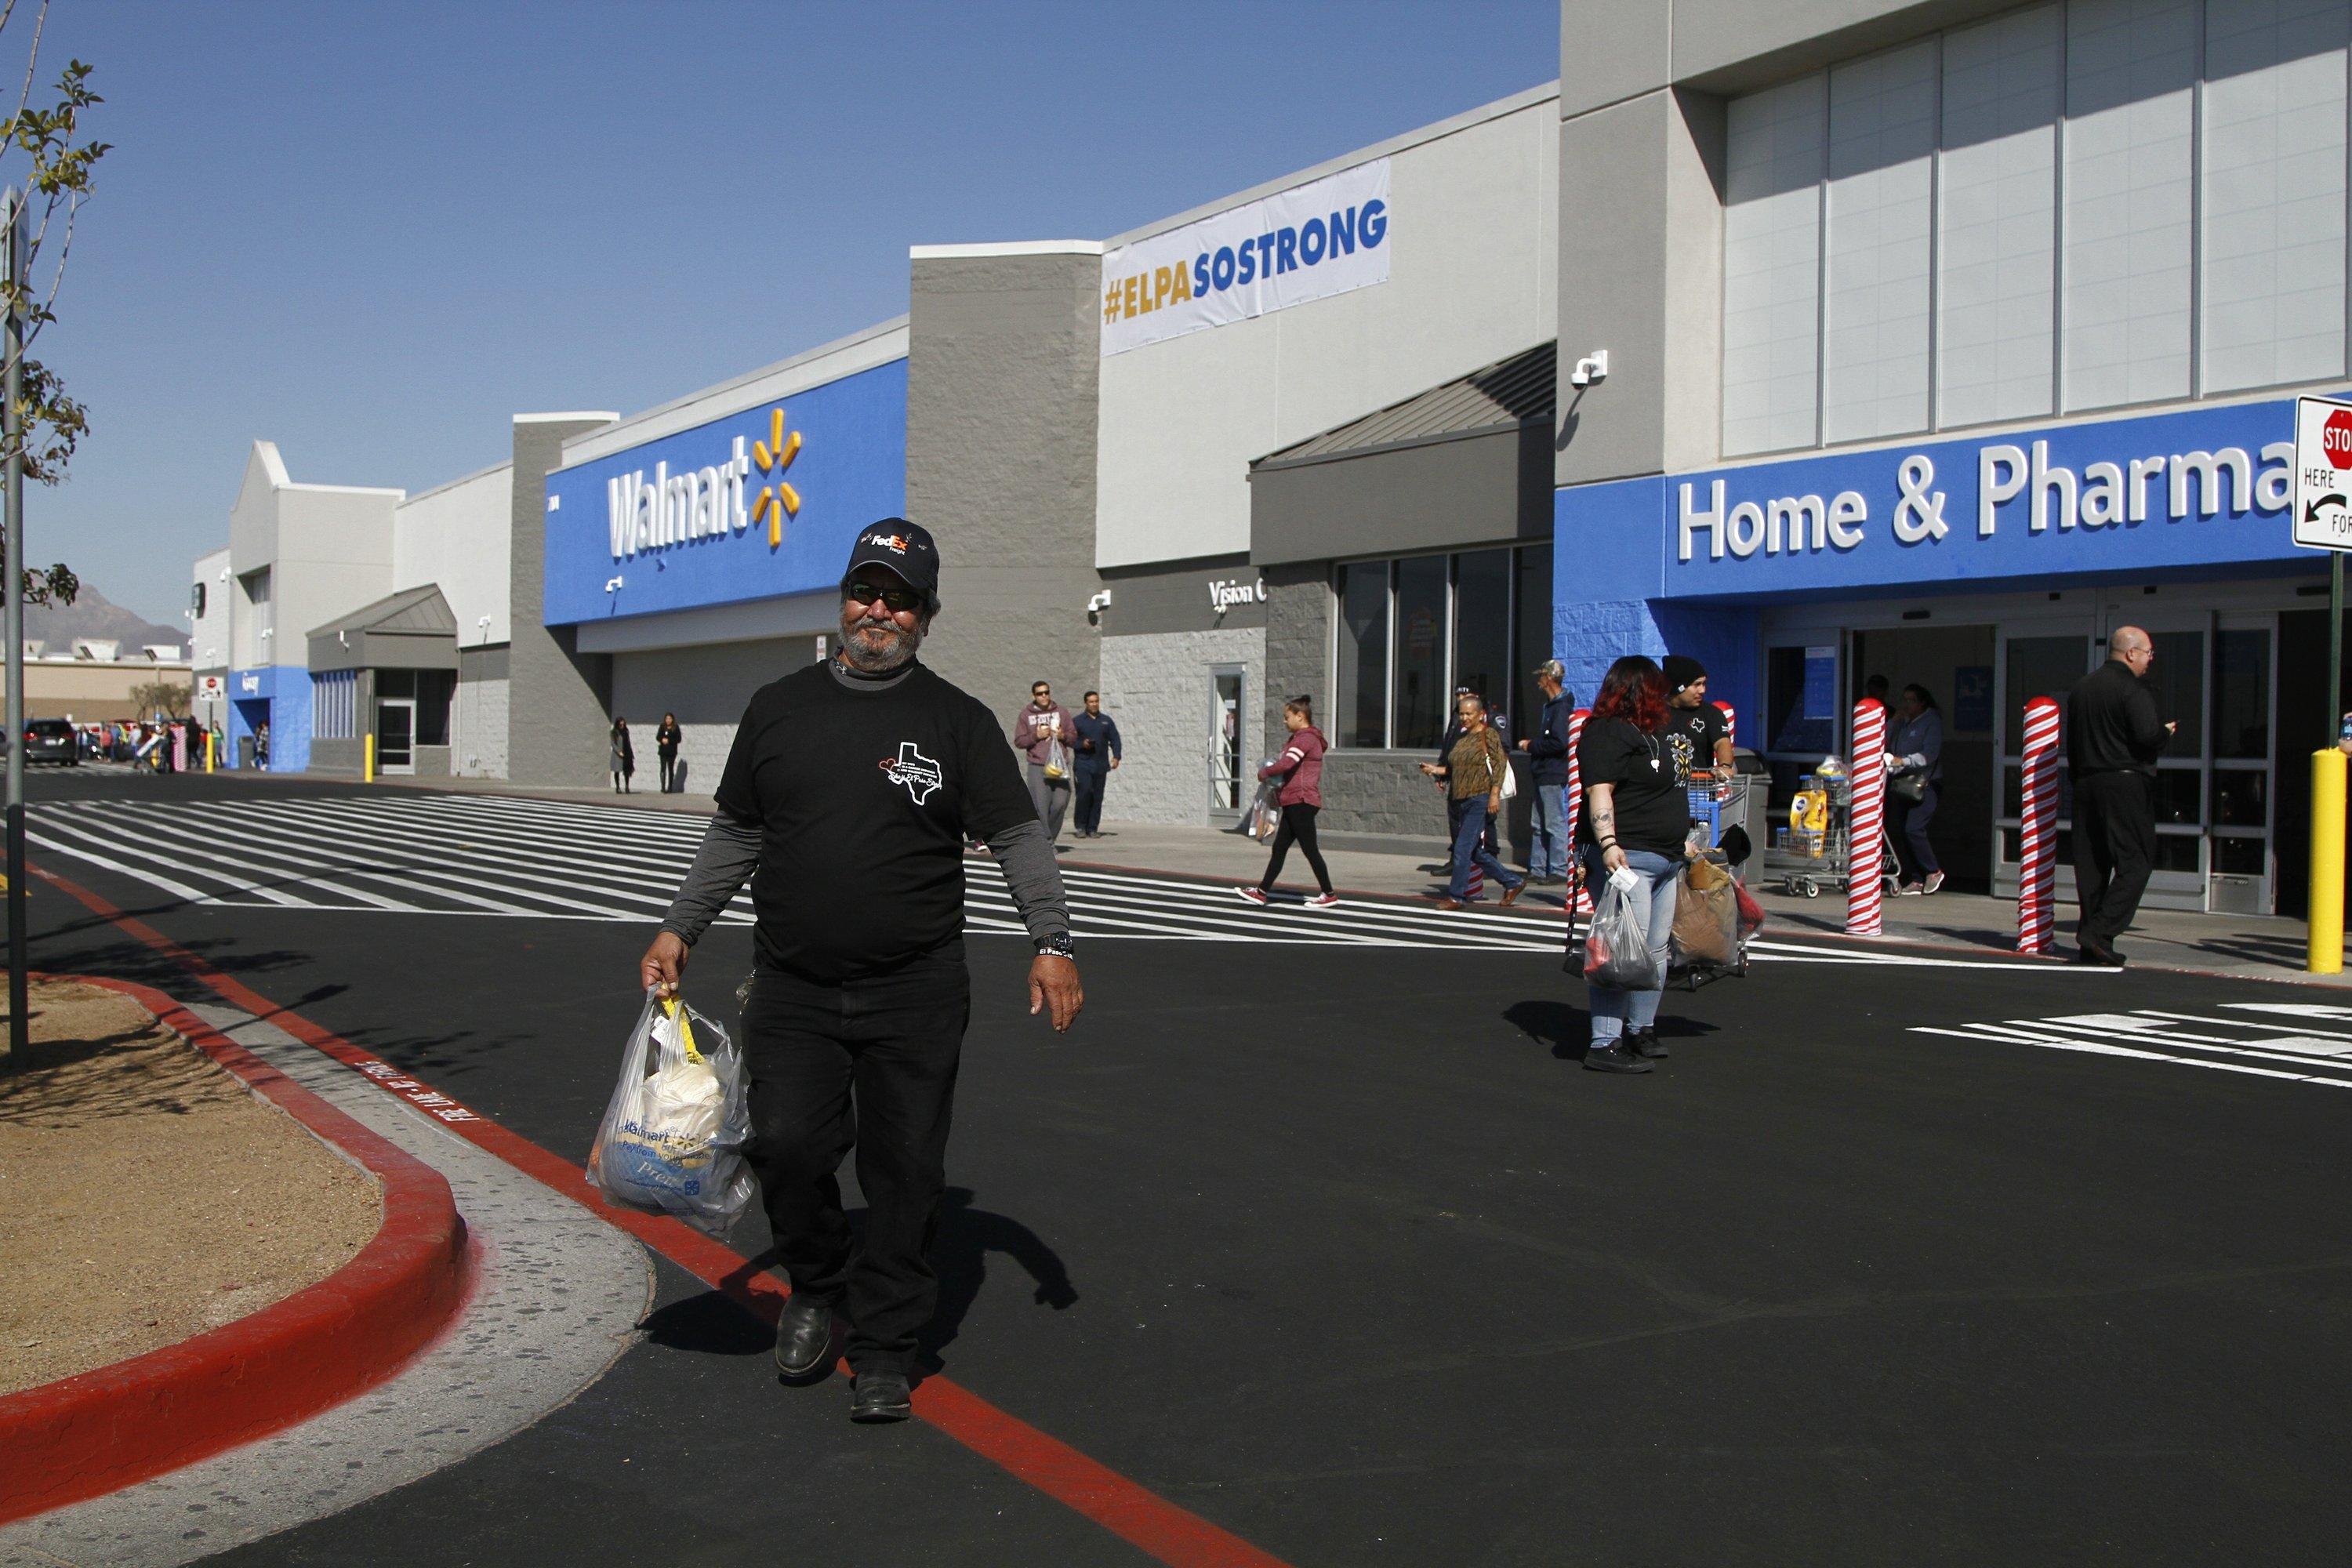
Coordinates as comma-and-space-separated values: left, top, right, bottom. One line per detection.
1762, 757, 1900, 901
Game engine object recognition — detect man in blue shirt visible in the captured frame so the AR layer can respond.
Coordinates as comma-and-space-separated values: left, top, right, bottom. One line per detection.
1516, 659, 1575, 883
1070, 690, 1123, 838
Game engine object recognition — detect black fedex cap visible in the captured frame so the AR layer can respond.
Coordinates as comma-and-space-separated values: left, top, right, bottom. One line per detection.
843, 518, 940, 600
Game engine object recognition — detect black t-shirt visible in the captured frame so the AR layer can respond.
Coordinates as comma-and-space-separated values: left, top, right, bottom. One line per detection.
1576, 715, 1689, 855
714, 660, 1036, 982
1664, 702, 1726, 786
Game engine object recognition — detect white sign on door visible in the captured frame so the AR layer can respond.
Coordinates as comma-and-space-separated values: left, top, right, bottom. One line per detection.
2290, 395, 2352, 550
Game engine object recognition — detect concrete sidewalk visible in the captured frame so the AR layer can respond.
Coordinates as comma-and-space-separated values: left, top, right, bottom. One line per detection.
344, 773, 2352, 987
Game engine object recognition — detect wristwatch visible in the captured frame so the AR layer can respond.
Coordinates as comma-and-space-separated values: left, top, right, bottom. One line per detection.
1034, 933, 1076, 961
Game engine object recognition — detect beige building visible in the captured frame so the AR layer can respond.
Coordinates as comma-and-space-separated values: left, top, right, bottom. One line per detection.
21, 646, 194, 723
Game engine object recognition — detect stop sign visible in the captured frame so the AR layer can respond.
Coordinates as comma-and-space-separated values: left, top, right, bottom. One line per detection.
2326, 408, 2352, 469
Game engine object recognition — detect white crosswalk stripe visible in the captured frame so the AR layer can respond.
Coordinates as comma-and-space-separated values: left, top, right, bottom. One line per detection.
29, 793, 1565, 951
1911, 1004, 2352, 1091
34, 792, 2100, 964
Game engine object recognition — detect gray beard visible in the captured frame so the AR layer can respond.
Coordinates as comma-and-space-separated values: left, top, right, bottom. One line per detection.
840, 616, 922, 673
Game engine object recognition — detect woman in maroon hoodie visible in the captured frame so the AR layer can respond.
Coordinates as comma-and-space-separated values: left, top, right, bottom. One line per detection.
1236, 695, 1339, 908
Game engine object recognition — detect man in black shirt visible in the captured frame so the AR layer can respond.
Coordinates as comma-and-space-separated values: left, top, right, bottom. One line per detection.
640, 518, 1083, 1423
1662, 655, 1732, 785
2066, 625, 2175, 965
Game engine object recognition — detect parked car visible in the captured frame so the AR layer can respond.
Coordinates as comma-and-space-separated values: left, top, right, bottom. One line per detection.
20, 717, 77, 766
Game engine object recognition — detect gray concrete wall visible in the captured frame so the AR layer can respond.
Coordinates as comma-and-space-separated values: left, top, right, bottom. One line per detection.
456, 644, 510, 779
1094, 626, 1265, 825
906, 248, 1102, 728
1555, 87, 1726, 488
506, 416, 617, 786
1253, 424, 1553, 566
609, 637, 822, 796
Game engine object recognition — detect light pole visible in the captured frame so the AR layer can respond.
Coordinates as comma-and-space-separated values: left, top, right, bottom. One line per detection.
3, 188, 26, 1068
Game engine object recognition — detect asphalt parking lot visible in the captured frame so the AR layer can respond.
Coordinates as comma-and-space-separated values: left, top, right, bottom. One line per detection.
18, 773, 2352, 1566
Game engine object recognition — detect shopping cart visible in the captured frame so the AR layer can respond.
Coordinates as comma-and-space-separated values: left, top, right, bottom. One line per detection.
1761, 768, 1900, 900
1684, 775, 1756, 853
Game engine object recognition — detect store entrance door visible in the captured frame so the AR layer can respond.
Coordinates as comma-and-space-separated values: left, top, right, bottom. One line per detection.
1848, 624, 1998, 893
376, 698, 415, 775
1209, 666, 1246, 824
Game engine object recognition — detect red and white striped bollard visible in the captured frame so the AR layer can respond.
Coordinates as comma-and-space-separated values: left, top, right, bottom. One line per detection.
1847, 697, 1887, 935
1563, 708, 1593, 914
2016, 695, 2062, 954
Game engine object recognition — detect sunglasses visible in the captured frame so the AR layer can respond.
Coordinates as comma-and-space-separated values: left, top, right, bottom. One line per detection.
845, 579, 924, 614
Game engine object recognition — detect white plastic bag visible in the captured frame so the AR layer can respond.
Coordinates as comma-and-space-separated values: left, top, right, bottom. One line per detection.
1583, 873, 1662, 991
588, 989, 754, 1236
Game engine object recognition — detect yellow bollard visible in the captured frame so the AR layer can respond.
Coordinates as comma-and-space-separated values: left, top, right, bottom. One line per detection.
2310, 747, 2346, 974
205, 730, 215, 773
365, 733, 376, 784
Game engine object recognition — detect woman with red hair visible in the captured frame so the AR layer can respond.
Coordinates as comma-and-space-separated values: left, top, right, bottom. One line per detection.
1577, 654, 1687, 1074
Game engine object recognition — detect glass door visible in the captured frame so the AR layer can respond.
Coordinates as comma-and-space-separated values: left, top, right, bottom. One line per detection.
1208, 666, 1245, 822
1994, 631, 2095, 897
376, 698, 415, 775
2209, 618, 2275, 913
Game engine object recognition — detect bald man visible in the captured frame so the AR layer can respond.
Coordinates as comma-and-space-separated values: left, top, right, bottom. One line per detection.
2065, 626, 2176, 965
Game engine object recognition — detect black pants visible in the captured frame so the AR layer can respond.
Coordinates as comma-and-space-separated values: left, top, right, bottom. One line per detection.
741, 946, 971, 1374
1260, 802, 1333, 894
1073, 766, 1107, 833
2072, 771, 2155, 950
1889, 784, 1940, 883
659, 752, 677, 792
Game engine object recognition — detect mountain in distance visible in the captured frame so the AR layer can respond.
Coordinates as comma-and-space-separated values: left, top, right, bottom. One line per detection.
21, 583, 186, 655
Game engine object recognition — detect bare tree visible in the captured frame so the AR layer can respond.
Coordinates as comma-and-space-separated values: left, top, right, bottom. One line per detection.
129, 680, 188, 719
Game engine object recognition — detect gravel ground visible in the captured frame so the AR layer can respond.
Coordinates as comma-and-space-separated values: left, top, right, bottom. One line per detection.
0, 979, 382, 1396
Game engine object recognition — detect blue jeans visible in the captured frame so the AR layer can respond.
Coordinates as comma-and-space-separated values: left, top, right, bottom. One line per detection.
1530, 783, 1568, 878
1450, 798, 1523, 900
1581, 846, 1679, 1046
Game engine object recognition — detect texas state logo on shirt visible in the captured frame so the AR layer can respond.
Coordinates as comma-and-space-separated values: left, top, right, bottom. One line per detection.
880, 741, 943, 804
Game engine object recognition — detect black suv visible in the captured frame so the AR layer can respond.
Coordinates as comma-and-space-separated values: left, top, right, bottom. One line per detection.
20, 718, 77, 766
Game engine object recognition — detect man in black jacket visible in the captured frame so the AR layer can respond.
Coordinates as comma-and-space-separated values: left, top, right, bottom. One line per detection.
1517, 660, 1574, 883
2066, 626, 2175, 965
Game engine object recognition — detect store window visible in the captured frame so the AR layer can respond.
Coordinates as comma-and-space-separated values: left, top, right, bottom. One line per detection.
1331, 546, 1552, 748
312, 670, 358, 741
375, 669, 455, 746
1723, 0, 2352, 459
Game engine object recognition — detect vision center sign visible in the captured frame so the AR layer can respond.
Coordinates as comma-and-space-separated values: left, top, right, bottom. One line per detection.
1635, 394, 2323, 600
1099, 158, 1390, 357
541, 358, 907, 627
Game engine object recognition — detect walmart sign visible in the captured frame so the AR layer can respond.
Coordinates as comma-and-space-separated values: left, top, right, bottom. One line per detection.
542, 358, 906, 626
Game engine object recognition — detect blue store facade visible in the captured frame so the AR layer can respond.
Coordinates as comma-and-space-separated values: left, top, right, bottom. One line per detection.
1555, 393, 2343, 916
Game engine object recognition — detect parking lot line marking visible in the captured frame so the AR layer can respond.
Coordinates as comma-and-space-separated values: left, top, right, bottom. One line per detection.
30, 858, 1297, 1568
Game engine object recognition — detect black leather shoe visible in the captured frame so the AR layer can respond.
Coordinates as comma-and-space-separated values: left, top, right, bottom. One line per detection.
772, 1296, 836, 1381
1583, 1041, 1653, 1074
849, 1370, 913, 1424
1627, 1027, 1669, 1060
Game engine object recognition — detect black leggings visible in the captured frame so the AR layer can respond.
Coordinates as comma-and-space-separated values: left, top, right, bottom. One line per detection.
1260, 802, 1333, 894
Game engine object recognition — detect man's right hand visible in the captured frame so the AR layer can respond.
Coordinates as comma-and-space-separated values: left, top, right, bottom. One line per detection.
640, 931, 688, 998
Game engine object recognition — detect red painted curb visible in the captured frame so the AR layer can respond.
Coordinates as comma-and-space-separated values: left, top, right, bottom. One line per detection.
0, 975, 471, 1525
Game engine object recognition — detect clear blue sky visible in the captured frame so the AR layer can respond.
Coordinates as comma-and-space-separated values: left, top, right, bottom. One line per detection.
28, 0, 1557, 626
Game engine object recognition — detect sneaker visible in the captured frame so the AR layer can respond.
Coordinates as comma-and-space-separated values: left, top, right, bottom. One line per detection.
1627, 1027, 1670, 1060
1233, 886, 1270, 906
1896, 882, 1924, 896
1582, 1041, 1653, 1074
1305, 893, 1340, 909
1923, 870, 1945, 895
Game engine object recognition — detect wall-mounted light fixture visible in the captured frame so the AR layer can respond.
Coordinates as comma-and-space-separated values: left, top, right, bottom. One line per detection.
604, 576, 624, 594
1570, 350, 1609, 388
1086, 589, 1112, 626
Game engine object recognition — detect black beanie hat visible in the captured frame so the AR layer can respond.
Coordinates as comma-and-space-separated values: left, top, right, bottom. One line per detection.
1664, 655, 1707, 694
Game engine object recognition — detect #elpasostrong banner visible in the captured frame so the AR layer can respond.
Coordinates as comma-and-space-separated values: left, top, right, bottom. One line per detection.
1099, 158, 1391, 357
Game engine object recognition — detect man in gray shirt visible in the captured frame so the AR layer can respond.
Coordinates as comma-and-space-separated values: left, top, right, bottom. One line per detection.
640, 518, 1081, 1423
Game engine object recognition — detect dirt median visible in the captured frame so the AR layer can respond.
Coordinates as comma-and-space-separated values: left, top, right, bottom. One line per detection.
0, 978, 381, 1396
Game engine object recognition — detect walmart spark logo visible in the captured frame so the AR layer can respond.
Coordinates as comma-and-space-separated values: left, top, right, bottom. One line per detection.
751, 407, 801, 547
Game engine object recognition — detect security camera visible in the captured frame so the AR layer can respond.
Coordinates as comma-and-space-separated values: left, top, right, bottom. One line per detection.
1085, 589, 1112, 627
1570, 350, 1609, 388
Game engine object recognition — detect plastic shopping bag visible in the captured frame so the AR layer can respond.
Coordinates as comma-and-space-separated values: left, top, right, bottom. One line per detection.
588, 989, 755, 1237
1583, 872, 1663, 991
1044, 737, 1069, 780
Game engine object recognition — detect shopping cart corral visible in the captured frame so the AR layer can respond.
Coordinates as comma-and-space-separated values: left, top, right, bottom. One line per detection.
1761, 760, 1899, 902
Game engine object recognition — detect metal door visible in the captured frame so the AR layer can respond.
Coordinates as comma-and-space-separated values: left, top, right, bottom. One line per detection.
1209, 666, 1245, 822
376, 698, 415, 775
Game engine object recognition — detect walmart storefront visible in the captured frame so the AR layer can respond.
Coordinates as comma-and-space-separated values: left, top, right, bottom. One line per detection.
1556, 394, 2340, 916
539, 324, 909, 789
